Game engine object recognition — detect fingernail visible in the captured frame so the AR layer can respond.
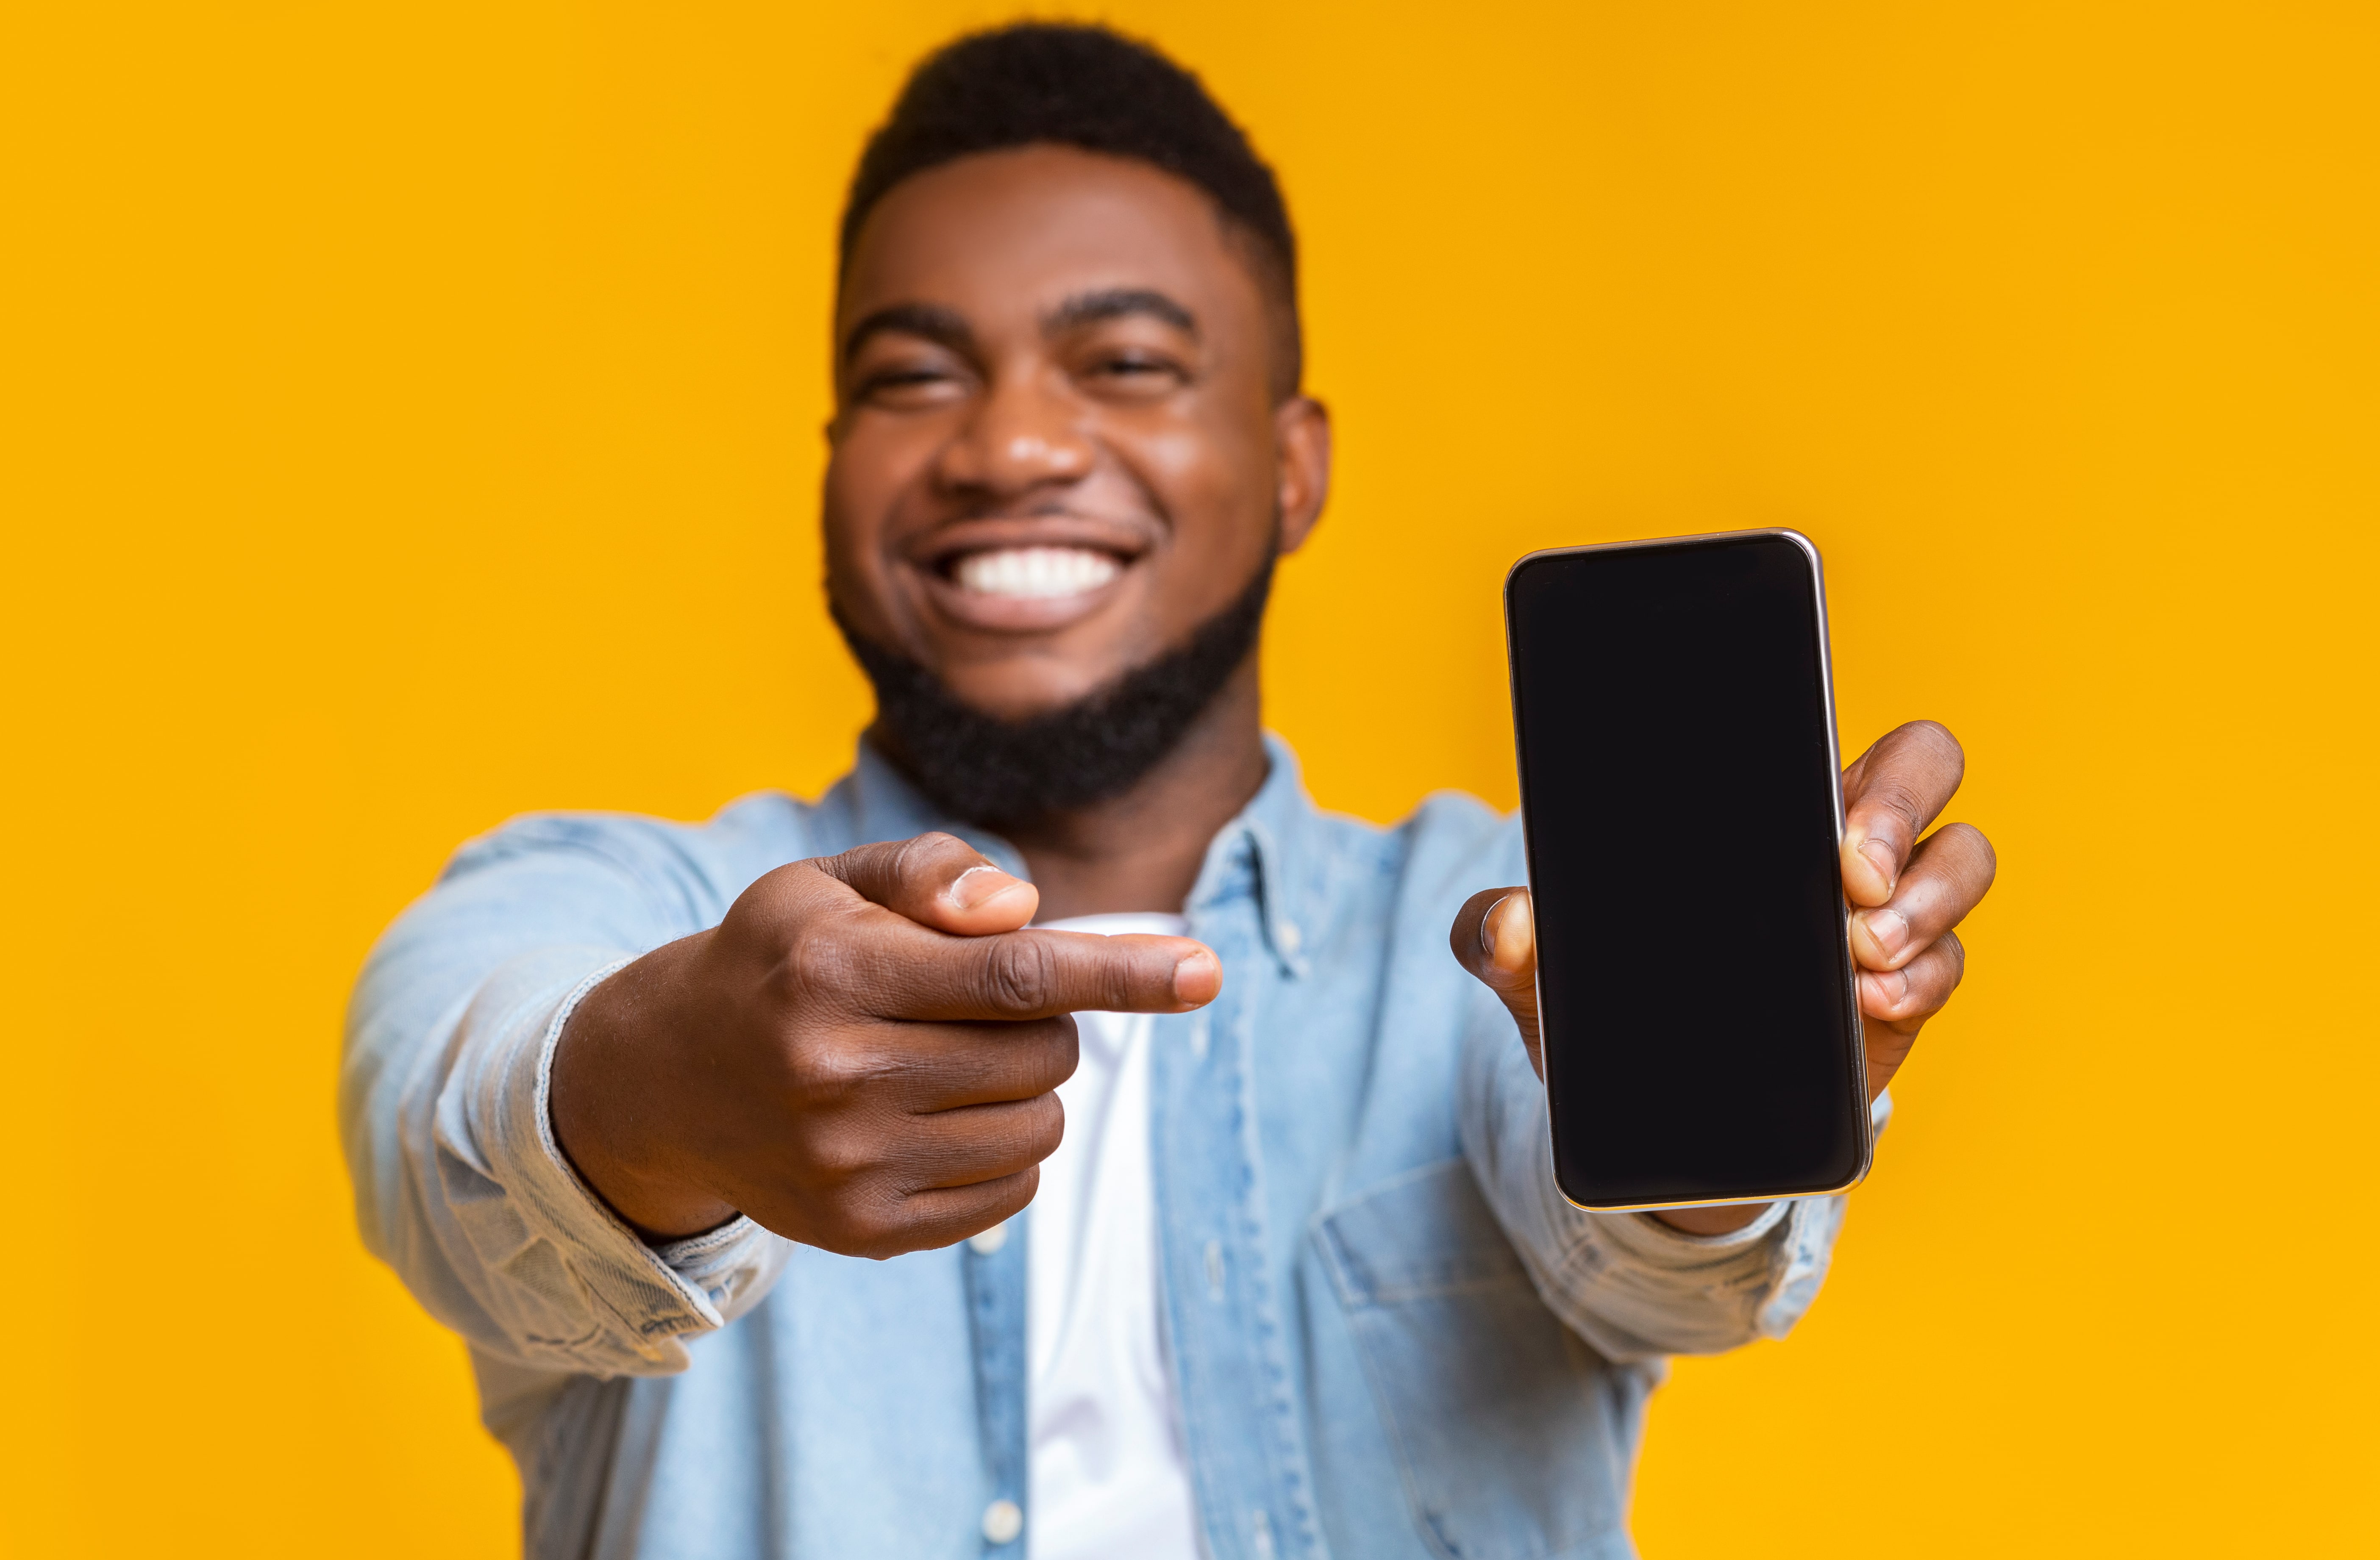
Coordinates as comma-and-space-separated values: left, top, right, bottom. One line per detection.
1857, 907, 1909, 959
1857, 836, 1898, 893
1479, 894, 1512, 959
951, 865, 1020, 910
1865, 967, 1910, 1011
1171, 949, 1219, 1003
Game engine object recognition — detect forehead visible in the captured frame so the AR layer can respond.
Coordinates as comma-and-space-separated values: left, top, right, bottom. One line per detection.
837, 144, 1268, 337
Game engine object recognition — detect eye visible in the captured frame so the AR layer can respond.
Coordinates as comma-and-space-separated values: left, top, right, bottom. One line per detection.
1081, 350, 1188, 397
854, 357, 972, 410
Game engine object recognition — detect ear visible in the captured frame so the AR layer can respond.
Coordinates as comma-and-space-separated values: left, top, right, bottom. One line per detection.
1272, 396, 1332, 555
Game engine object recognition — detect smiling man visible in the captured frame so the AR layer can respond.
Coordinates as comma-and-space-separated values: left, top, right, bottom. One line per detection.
343, 24, 1995, 1560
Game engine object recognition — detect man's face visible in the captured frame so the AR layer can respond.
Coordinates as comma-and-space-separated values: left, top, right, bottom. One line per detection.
825, 144, 1328, 722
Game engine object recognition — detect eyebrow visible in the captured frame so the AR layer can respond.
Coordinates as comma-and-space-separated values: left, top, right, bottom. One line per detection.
840, 302, 974, 366
1043, 288, 1199, 338
839, 288, 1200, 367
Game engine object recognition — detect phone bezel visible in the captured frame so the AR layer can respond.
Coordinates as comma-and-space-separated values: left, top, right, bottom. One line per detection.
1503, 527, 1873, 1214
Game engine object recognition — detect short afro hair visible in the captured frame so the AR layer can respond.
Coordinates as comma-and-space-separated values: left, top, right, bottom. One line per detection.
841, 22, 1303, 397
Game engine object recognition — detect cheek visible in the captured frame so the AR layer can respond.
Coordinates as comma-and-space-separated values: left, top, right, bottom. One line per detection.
1136, 418, 1276, 562
823, 419, 934, 572
824, 421, 908, 532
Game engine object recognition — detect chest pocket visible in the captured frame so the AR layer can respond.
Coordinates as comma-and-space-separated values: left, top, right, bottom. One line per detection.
1315, 1159, 1647, 1560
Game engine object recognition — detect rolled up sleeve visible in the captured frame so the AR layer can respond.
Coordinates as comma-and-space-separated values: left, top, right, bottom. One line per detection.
1458, 998, 1886, 1363
342, 815, 791, 1379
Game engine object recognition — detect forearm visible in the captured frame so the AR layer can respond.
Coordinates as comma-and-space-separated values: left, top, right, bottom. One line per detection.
1459, 1010, 1843, 1358
341, 830, 788, 1375
356, 941, 775, 1374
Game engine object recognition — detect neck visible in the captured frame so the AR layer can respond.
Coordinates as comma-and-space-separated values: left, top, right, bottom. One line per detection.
990, 658, 1268, 922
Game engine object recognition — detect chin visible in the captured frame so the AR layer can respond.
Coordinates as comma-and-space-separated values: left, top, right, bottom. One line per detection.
929, 656, 1125, 723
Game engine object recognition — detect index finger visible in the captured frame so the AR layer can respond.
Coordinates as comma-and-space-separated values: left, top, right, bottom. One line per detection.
846, 921, 1223, 1022
1841, 720, 1966, 907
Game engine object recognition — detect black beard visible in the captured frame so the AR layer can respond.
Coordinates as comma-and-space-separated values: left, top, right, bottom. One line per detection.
834, 555, 1274, 827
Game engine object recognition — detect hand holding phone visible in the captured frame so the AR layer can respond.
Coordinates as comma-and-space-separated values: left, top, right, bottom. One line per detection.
1452, 531, 1996, 1216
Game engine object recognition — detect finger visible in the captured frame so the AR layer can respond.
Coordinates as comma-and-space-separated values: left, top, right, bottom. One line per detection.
1450, 887, 1537, 992
1450, 887, 1543, 1077
869, 1015, 1081, 1111
857, 926, 1222, 1022
900, 1092, 1069, 1191
813, 832, 1039, 935
892, 1169, 1041, 1254
1841, 721, 1966, 907
1849, 822, 1998, 972
1857, 930, 1966, 1034
774, 1167, 1042, 1261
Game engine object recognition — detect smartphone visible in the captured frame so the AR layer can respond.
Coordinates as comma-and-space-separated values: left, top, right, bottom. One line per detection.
1503, 529, 1870, 1211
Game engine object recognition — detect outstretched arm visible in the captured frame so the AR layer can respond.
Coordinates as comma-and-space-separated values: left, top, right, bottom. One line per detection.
1447, 721, 1992, 1359
345, 818, 1219, 1380
1453, 719, 1995, 1232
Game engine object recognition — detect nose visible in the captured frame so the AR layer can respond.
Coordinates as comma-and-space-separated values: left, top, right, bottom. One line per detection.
932, 366, 1094, 498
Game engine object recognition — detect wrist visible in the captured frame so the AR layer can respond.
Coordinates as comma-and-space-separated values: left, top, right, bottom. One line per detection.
1648, 1201, 1774, 1236
550, 944, 738, 1241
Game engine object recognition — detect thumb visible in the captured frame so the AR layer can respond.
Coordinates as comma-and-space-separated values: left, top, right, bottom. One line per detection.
1450, 887, 1543, 1080
811, 832, 1038, 936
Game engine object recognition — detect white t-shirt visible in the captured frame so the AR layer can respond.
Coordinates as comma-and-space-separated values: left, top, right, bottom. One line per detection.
1025, 913, 1202, 1560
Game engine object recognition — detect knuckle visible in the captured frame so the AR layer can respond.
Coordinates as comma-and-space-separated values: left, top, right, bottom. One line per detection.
831, 1195, 908, 1261
940, 1102, 1058, 1180
1861, 780, 1927, 835
1020, 1015, 1080, 1092
1902, 941, 1963, 1012
1945, 822, 1999, 882
792, 1036, 887, 1108
1095, 952, 1141, 1013
804, 845, 863, 892
1015, 1093, 1065, 1161
806, 1127, 874, 1180
982, 936, 1055, 1013
778, 919, 860, 1001
891, 832, 940, 880
898, 832, 969, 886
1855, 722, 1965, 826
726, 862, 820, 941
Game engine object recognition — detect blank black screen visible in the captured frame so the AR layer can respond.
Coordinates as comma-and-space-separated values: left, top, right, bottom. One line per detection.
1505, 533, 1865, 1207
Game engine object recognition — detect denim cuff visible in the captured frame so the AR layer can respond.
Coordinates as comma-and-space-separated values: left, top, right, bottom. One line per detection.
441, 949, 787, 1374
525, 961, 779, 1316
1618, 1199, 1792, 1255
1611, 1085, 1891, 1335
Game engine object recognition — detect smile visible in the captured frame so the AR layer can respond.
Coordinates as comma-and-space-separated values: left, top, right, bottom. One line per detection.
912, 522, 1146, 635
953, 545, 1123, 600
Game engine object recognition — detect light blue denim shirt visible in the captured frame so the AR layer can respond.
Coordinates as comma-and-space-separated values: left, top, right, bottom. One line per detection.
342, 736, 1862, 1560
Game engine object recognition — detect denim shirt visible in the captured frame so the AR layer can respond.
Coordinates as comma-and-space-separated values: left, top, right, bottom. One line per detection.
342, 736, 1860, 1560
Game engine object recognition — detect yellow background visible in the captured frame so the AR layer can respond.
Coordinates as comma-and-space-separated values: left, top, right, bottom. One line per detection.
5, 2, 2374, 1554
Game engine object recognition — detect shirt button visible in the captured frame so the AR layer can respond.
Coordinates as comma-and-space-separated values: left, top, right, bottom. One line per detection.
968, 1222, 1009, 1256
981, 1498, 1023, 1545
1277, 920, 1302, 955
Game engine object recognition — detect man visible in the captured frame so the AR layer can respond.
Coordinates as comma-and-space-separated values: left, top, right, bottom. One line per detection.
343, 23, 1995, 1560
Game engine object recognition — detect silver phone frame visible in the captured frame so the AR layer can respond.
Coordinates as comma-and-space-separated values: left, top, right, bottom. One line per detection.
1503, 527, 1872, 1214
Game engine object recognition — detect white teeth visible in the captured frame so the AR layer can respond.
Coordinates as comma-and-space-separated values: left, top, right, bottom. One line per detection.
953, 546, 1122, 600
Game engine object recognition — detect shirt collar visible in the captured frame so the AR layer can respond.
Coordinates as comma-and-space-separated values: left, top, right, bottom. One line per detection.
834, 731, 1322, 980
